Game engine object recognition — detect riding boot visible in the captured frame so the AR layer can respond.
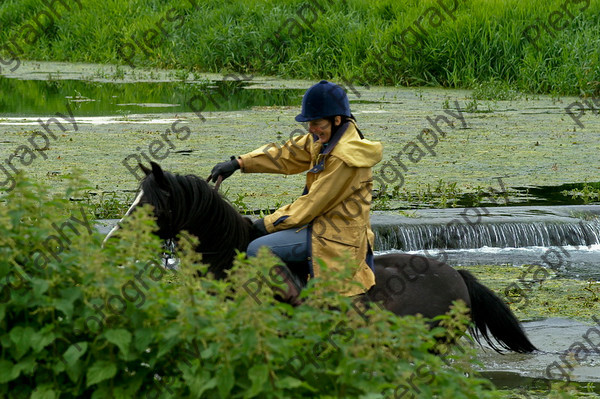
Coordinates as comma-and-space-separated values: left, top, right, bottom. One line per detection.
271, 265, 304, 306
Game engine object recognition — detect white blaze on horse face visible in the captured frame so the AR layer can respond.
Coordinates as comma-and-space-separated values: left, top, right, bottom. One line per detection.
102, 189, 145, 247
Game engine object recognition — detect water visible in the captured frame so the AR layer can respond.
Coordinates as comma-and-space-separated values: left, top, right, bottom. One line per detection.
509, 182, 600, 206
372, 205, 600, 250
379, 245, 600, 280
0, 76, 304, 116
380, 182, 600, 208
2, 61, 600, 213
375, 220, 600, 251
371, 205, 600, 280
478, 318, 600, 392
99, 205, 600, 280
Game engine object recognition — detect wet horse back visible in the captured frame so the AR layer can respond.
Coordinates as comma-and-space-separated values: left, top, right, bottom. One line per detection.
370, 253, 471, 319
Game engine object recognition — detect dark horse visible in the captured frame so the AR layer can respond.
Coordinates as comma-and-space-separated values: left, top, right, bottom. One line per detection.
106, 162, 536, 353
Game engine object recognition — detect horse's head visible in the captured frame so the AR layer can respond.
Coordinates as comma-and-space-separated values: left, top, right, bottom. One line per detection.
137, 161, 178, 240
103, 162, 177, 246
102, 162, 255, 277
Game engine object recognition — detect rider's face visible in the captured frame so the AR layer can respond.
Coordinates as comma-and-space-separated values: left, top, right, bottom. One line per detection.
307, 116, 341, 144
308, 119, 332, 143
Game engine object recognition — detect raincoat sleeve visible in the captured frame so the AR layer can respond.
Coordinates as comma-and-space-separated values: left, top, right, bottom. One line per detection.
239, 133, 313, 175
262, 156, 361, 233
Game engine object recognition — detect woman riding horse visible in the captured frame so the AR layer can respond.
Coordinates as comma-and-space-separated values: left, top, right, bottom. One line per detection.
113, 82, 535, 353
209, 80, 382, 298
110, 161, 536, 353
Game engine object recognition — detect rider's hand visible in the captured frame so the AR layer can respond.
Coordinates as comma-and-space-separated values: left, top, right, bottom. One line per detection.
208, 156, 240, 183
252, 218, 268, 236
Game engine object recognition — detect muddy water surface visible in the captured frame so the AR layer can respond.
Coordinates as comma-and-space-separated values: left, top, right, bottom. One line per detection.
1, 61, 599, 210
479, 318, 600, 393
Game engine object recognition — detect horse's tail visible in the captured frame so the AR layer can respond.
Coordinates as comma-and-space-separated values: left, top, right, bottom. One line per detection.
457, 269, 537, 353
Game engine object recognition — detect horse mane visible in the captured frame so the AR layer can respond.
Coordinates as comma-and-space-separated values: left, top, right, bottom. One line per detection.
140, 166, 253, 279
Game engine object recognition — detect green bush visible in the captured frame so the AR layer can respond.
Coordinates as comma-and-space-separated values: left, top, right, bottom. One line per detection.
0, 176, 501, 398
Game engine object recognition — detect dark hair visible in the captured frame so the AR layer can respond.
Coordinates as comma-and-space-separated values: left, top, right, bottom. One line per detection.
327, 115, 355, 135
327, 115, 364, 139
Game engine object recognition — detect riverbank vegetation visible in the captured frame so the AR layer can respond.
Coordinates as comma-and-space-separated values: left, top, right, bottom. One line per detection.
1, 0, 599, 95
0, 177, 502, 398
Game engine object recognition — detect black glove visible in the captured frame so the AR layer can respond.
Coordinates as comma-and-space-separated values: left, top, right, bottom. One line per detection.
208, 156, 240, 183
252, 218, 268, 236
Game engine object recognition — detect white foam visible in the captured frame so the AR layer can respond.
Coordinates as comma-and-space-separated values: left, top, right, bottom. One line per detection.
377, 244, 600, 257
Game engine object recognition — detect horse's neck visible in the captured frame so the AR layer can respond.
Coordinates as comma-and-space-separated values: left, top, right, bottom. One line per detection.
181, 185, 252, 272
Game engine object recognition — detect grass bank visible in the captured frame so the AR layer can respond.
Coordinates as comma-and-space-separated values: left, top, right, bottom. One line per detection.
1, 0, 599, 95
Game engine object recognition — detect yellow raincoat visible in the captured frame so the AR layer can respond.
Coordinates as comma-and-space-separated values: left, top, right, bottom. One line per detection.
239, 121, 383, 296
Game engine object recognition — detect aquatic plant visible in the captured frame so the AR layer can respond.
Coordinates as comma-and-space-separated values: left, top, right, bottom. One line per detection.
561, 182, 600, 204
470, 79, 523, 101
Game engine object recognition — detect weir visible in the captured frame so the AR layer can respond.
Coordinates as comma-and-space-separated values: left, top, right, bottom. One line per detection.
371, 205, 600, 251
95, 205, 600, 279
97, 205, 600, 252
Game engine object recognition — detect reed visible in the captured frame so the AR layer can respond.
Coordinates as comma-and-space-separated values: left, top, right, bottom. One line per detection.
1, 0, 599, 95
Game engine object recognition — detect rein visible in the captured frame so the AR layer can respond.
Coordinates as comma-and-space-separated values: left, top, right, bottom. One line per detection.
206, 175, 224, 192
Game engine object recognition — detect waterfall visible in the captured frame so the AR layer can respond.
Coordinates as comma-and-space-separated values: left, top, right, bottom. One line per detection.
372, 207, 600, 251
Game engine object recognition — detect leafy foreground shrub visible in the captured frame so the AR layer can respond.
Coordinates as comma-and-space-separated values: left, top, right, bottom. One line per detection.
0, 177, 502, 398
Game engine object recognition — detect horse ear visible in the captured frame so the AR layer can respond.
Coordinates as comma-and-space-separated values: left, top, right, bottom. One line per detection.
139, 163, 152, 176
150, 161, 170, 190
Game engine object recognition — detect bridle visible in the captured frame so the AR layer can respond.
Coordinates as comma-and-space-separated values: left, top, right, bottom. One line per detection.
158, 175, 224, 266
103, 174, 226, 268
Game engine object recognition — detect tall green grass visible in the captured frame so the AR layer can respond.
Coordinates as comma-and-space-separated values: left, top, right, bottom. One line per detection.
1, 0, 599, 95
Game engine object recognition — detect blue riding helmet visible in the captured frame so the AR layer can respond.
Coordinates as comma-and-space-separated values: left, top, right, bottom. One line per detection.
295, 80, 351, 122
